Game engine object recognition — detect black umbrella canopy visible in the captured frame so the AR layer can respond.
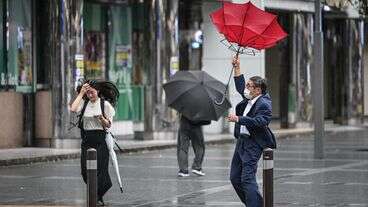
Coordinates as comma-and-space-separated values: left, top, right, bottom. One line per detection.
163, 71, 231, 121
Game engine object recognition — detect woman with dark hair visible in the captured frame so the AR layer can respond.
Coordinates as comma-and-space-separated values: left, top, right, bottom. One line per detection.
70, 80, 117, 206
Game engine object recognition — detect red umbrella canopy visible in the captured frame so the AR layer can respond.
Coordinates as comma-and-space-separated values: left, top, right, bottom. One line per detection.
210, 1, 287, 50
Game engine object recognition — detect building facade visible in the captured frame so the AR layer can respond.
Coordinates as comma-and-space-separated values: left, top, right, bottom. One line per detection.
0, 0, 366, 149
201, 0, 366, 131
263, 0, 366, 127
0, 0, 180, 148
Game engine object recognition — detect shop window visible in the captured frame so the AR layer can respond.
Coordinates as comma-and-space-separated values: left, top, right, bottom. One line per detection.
0, 0, 5, 89
35, 0, 51, 89
107, 6, 132, 86
7, 0, 33, 92
83, 3, 144, 121
108, 6, 142, 121
84, 3, 106, 80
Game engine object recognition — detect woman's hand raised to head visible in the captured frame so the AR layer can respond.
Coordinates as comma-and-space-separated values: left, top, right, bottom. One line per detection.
80, 83, 90, 95
70, 83, 89, 112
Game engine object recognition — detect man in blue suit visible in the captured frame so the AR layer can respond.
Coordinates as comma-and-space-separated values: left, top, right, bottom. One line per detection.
227, 56, 276, 207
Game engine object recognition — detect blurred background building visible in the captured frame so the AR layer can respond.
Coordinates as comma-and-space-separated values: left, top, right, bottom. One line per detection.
0, 0, 366, 148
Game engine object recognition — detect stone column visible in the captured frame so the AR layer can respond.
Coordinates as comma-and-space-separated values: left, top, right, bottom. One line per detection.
346, 19, 364, 124
133, 0, 178, 140
295, 13, 314, 126
52, 0, 83, 147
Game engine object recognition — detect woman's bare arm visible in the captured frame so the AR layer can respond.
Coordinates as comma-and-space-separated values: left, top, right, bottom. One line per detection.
69, 83, 89, 112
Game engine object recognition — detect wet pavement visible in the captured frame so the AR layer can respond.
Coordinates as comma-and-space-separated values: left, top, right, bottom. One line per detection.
0, 130, 368, 206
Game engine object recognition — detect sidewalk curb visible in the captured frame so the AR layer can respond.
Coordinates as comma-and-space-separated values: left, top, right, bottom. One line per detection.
0, 153, 81, 167
0, 127, 366, 167
0, 138, 235, 167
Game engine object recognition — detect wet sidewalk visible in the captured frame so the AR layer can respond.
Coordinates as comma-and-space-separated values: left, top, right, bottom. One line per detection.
0, 123, 365, 166
1, 128, 368, 206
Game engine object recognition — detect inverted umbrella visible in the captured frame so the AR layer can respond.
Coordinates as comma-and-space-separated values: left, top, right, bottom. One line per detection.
210, 1, 287, 52
209, 1, 287, 104
163, 71, 231, 121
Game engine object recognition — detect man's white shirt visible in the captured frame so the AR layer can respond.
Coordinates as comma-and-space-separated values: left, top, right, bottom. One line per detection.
240, 94, 262, 135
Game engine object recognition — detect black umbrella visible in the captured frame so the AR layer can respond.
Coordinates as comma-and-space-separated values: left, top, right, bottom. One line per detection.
163, 71, 231, 121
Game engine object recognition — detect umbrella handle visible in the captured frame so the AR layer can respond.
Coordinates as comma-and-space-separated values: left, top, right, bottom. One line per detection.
214, 91, 228, 105
214, 67, 233, 105
214, 49, 240, 106
114, 141, 124, 153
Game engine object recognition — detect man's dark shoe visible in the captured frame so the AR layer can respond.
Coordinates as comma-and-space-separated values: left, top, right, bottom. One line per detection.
177, 170, 189, 177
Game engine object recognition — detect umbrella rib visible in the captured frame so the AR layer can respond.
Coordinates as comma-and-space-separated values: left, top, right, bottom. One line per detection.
165, 79, 199, 85
204, 80, 228, 94
245, 16, 278, 47
184, 71, 202, 81
164, 81, 199, 105
257, 16, 278, 35
201, 86, 220, 120
222, 1, 226, 36
235, 25, 268, 48
237, 2, 251, 47
179, 84, 218, 121
166, 71, 203, 83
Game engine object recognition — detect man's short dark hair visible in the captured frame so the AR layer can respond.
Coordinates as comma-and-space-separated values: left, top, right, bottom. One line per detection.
250, 76, 267, 94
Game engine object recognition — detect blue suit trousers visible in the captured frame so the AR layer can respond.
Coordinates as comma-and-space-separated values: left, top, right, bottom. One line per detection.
230, 137, 263, 207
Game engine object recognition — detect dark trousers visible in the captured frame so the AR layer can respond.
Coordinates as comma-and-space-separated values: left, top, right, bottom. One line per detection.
230, 137, 263, 207
177, 119, 205, 172
81, 130, 112, 199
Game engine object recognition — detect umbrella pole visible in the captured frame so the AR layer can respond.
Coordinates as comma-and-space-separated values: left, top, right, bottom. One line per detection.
214, 48, 240, 105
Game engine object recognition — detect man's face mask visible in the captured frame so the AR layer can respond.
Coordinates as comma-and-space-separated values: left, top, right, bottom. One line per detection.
244, 81, 256, 100
244, 88, 252, 100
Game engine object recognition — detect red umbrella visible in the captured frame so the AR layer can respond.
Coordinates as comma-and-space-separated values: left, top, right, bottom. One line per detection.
210, 1, 287, 105
210, 1, 287, 52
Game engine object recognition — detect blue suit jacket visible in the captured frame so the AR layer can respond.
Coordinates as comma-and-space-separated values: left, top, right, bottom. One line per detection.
233, 75, 276, 149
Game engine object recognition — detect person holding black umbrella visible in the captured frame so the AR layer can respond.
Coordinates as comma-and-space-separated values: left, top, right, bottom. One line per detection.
162, 70, 231, 177
226, 56, 276, 207
177, 115, 211, 177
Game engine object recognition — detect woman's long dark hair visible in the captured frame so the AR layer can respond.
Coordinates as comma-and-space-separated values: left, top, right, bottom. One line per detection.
76, 79, 119, 107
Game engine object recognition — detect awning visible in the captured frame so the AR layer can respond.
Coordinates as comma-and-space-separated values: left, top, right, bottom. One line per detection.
264, 0, 315, 12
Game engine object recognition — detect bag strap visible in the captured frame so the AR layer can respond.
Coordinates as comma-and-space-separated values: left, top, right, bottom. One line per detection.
100, 98, 107, 131
78, 99, 89, 129
100, 98, 105, 118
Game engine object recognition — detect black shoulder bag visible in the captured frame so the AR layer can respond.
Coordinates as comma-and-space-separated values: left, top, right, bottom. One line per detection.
77, 100, 89, 139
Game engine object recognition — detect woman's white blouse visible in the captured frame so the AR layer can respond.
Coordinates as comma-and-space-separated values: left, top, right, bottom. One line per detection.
76, 98, 115, 130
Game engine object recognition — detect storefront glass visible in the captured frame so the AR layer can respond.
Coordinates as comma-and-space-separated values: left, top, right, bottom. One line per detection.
83, 2, 144, 121
0, 1, 4, 87
7, 0, 33, 92
107, 5, 144, 121
83, 3, 106, 80
294, 13, 314, 123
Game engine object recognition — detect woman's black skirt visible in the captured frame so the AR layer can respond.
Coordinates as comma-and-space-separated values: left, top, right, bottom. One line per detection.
81, 130, 112, 198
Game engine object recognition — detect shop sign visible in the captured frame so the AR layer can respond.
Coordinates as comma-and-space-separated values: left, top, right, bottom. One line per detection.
18, 28, 32, 86
115, 45, 132, 70
75, 54, 84, 89
170, 56, 179, 76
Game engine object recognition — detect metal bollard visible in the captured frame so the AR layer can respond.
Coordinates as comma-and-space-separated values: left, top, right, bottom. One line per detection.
87, 148, 97, 207
263, 148, 273, 207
